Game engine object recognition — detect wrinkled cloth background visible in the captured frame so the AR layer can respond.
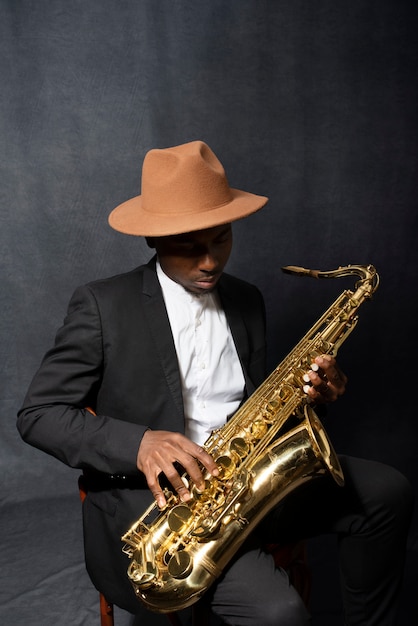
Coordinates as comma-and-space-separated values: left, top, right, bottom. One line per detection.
1, 1, 417, 624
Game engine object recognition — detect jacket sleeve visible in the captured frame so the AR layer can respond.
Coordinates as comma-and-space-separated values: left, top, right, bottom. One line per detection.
17, 284, 146, 476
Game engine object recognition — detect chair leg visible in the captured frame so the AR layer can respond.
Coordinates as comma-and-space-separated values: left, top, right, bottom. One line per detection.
99, 592, 114, 626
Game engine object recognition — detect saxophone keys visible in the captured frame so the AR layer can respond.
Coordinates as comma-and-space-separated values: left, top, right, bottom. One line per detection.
216, 455, 236, 479
319, 339, 332, 353
290, 370, 308, 387
127, 558, 158, 588
230, 437, 249, 459
278, 384, 293, 401
167, 504, 193, 533
191, 514, 219, 538
307, 350, 321, 363
222, 505, 240, 526
266, 399, 280, 413
192, 478, 214, 501
250, 418, 268, 439
167, 549, 193, 580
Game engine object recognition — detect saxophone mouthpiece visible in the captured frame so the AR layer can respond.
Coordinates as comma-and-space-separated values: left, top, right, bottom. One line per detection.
281, 266, 320, 279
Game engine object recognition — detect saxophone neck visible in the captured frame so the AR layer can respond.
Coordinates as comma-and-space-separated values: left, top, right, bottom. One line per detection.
282, 264, 379, 297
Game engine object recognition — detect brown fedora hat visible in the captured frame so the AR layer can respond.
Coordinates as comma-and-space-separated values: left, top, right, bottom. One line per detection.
108, 140, 268, 237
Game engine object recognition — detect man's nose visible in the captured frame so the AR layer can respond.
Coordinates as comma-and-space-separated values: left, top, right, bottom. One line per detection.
199, 250, 218, 272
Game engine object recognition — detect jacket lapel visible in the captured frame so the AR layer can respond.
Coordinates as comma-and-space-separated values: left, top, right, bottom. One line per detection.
218, 277, 255, 396
142, 259, 185, 421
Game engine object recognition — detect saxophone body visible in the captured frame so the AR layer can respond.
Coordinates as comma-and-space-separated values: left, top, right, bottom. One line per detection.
121, 264, 379, 613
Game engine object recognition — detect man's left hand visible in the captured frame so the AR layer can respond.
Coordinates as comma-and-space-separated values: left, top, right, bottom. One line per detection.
303, 354, 347, 403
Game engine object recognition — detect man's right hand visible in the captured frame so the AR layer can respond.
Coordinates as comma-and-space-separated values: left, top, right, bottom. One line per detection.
136, 429, 219, 508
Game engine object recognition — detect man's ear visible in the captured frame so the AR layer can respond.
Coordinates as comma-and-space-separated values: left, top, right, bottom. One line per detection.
145, 237, 155, 249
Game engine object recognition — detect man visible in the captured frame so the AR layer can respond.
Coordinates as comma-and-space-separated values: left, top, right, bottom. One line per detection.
17, 141, 413, 625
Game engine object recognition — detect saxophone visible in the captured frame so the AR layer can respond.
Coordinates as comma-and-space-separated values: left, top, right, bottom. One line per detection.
121, 263, 379, 613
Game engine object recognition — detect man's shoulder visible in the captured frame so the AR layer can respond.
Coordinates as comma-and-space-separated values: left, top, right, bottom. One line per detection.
83, 260, 155, 294
64, 261, 157, 314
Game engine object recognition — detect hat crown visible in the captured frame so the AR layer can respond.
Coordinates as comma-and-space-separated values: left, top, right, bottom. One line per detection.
141, 141, 232, 216
108, 139, 268, 236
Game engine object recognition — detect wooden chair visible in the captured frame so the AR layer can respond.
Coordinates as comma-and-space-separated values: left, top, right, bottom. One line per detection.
78, 474, 310, 625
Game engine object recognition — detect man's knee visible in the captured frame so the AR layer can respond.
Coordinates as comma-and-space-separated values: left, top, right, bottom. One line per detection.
258, 588, 310, 626
371, 462, 414, 529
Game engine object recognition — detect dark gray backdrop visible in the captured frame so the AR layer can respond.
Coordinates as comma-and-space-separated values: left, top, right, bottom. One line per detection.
1, 1, 417, 624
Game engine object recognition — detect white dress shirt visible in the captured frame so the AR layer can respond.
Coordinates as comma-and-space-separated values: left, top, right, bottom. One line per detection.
156, 261, 246, 446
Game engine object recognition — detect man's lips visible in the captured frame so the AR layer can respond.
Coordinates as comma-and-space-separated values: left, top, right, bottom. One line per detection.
193, 275, 219, 288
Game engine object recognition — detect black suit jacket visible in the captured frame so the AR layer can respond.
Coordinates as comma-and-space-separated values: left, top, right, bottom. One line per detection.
17, 257, 267, 612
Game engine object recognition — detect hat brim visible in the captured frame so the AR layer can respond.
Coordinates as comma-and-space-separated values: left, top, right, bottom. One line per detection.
108, 188, 268, 237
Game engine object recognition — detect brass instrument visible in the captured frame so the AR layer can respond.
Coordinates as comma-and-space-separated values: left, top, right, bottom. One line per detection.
121, 263, 379, 613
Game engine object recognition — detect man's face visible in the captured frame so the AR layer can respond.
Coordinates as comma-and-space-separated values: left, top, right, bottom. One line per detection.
149, 224, 233, 294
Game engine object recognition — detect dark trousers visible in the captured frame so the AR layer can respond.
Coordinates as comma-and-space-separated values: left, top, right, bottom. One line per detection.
208, 455, 414, 626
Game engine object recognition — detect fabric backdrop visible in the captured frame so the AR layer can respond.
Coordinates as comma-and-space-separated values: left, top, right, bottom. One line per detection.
1, 1, 417, 624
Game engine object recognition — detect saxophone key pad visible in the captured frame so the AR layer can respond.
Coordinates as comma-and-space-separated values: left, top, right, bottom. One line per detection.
167, 549, 193, 579
167, 504, 193, 533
